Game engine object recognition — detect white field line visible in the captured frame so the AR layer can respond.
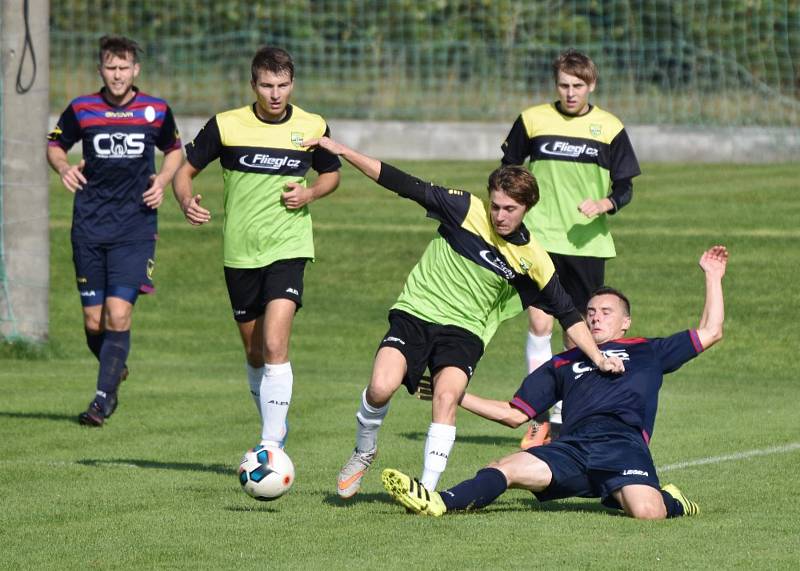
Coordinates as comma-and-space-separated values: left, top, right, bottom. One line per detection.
658, 442, 800, 472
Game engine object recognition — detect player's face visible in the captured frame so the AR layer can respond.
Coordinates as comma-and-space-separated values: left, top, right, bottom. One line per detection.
555, 71, 595, 116
489, 189, 527, 236
98, 52, 139, 105
586, 294, 631, 344
252, 69, 294, 122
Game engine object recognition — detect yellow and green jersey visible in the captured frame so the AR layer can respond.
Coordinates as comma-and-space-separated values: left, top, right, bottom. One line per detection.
186, 104, 340, 268
378, 164, 581, 345
502, 102, 640, 258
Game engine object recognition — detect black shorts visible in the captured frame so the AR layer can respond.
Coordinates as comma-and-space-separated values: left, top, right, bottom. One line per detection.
549, 253, 606, 314
72, 240, 156, 306
224, 258, 307, 322
379, 309, 484, 395
526, 416, 660, 510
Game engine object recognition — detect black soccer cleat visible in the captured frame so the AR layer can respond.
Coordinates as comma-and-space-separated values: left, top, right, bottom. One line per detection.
78, 401, 106, 427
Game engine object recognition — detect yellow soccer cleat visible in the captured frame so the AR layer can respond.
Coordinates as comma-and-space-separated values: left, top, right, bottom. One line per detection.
662, 483, 700, 516
382, 468, 447, 517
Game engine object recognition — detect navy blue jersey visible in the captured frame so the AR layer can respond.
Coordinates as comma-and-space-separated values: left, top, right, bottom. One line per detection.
511, 331, 703, 443
48, 88, 181, 243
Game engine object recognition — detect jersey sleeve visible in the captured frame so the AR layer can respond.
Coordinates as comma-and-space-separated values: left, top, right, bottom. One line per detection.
513, 271, 582, 330
510, 362, 560, 420
609, 129, 641, 181
155, 106, 182, 154
185, 116, 223, 170
47, 104, 81, 151
311, 125, 342, 173
650, 330, 703, 374
377, 162, 471, 226
500, 115, 531, 165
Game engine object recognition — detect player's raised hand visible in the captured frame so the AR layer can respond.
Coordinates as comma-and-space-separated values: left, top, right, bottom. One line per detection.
303, 136, 348, 156
143, 174, 165, 209
598, 355, 625, 374
699, 245, 728, 278
282, 182, 313, 209
181, 194, 211, 225
58, 159, 87, 193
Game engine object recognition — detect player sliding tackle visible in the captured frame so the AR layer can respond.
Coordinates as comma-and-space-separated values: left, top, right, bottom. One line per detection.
304, 136, 625, 499
382, 246, 728, 520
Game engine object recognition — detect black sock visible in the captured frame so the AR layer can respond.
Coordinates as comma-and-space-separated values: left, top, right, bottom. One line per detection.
95, 330, 130, 414
661, 490, 685, 518
439, 467, 508, 511
84, 328, 104, 361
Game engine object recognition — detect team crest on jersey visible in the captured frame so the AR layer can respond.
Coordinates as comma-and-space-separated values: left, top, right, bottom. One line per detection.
519, 257, 532, 273
590, 123, 602, 137
291, 132, 304, 148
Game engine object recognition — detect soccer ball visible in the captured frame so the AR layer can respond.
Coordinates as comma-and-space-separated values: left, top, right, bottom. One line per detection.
238, 445, 295, 501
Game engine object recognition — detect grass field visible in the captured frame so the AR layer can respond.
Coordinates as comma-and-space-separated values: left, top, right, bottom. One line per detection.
2, 160, 799, 569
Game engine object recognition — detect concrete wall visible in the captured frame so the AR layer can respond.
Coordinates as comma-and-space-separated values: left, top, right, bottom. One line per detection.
2, 0, 50, 341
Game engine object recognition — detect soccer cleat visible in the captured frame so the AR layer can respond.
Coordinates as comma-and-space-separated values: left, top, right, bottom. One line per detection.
77, 401, 106, 427
662, 483, 700, 516
382, 468, 447, 516
520, 420, 551, 449
337, 448, 377, 499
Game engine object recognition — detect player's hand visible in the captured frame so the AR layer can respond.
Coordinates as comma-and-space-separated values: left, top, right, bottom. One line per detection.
282, 182, 313, 209
181, 194, 211, 225
415, 375, 433, 401
598, 355, 625, 374
577, 198, 609, 218
143, 174, 165, 209
58, 160, 87, 193
699, 245, 728, 279
303, 136, 348, 156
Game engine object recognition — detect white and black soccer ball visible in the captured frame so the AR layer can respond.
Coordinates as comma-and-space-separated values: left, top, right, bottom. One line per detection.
238, 445, 295, 501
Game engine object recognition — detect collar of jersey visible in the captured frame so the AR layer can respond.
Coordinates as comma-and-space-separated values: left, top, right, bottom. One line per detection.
98, 85, 140, 109
251, 103, 294, 125
553, 101, 594, 119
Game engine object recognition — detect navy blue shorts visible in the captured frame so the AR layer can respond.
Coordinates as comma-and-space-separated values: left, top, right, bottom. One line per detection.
224, 258, 307, 322
379, 309, 484, 395
72, 240, 156, 306
526, 416, 660, 510
548, 253, 605, 314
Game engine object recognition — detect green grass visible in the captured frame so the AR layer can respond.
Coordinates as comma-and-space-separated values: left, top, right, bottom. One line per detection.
2, 161, 799, 569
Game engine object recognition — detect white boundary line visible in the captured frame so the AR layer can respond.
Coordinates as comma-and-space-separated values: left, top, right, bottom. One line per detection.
659, 442, 800, 472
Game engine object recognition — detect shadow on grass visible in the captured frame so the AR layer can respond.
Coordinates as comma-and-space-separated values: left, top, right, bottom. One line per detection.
399, 430, 521, 446
0, 410, 77, 423
322, 491, 395, 508
76, 458, 232, 475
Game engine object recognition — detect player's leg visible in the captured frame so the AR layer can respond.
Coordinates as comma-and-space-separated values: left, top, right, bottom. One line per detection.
612, 485, 668, 520
520, 307, 554, 447
419, 366, 467, 490
258, 297, 297, 448
235, 316, 266, 415
338, 346, 406, 499
82, 304, 104, 359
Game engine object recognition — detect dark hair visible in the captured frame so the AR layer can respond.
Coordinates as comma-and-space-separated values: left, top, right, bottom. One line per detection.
553, 48, 598, 85
98, 35, 141, 64
589, 286, 631, 316
251, 46, 294, 82
487, 165, 539, 210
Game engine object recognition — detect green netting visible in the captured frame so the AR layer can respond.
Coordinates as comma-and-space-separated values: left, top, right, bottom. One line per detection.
50, 1, 800, 126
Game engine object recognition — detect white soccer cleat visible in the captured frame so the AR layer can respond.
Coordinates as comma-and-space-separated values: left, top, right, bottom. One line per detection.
337, 448, 377, 499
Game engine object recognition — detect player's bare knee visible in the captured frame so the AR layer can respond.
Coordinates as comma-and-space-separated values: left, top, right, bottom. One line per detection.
626, 500, 667, 520
366, 376, 397, 406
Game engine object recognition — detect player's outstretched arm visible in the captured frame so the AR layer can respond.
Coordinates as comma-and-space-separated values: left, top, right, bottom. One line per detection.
460, 393, 529, 428
565, 320, 625, 373
172, 159, 211, 225
696, 245, 728, 350
304, 137, 382, 181
46, 145, 87, 193
143, 148, 184, 209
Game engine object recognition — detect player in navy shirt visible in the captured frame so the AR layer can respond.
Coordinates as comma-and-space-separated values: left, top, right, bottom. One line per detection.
47, 35, 183, 426
383, 246, 728, 519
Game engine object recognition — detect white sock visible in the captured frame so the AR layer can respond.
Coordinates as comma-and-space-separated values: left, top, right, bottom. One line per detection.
259, 362, 292, 446
355, 389, 389, 453
246, 363, 265, 419
526, 332, 552, 374
420, 422, 456, 490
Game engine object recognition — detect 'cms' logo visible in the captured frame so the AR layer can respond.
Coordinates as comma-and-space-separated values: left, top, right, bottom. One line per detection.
93, 133, 145, 157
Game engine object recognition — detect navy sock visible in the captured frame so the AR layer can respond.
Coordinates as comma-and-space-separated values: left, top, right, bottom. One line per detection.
439, 467, 508, 511
660, 490, 685, 518
84, 328, 105, 361
96, 330, 130, 412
